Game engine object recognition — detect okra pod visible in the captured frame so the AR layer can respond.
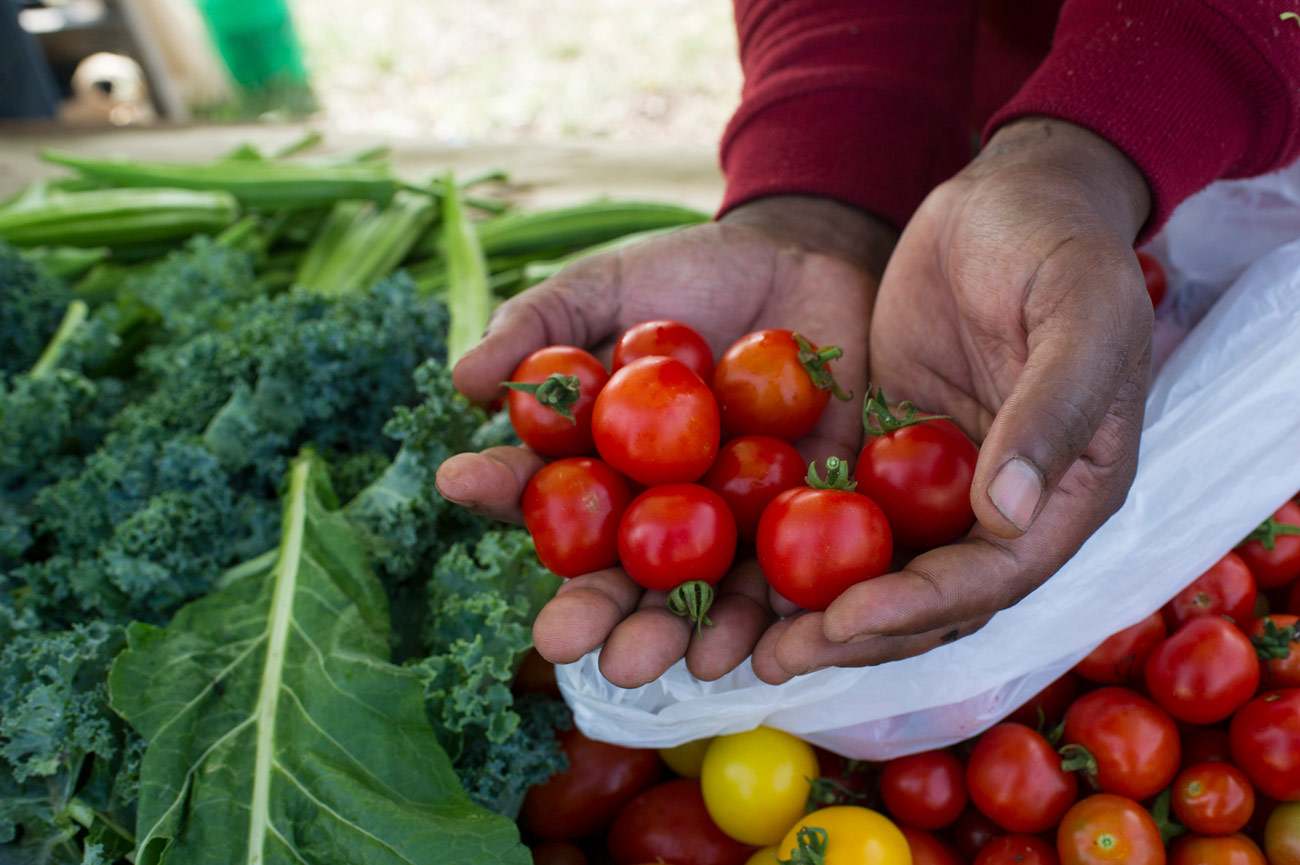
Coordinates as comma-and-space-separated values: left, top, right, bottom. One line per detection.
0, 188, 239, 248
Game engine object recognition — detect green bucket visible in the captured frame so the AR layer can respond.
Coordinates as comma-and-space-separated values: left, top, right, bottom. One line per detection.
195, 0, 312, 93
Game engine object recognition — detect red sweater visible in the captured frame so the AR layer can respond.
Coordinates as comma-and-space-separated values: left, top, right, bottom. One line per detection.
719, 0, 1300, 240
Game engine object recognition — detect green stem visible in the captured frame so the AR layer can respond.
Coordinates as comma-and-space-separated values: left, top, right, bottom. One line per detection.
792, 333, 851, 402
1148, 788, 1187, 846
501, 373, 582, 423
861, 387, 949, 436
29, 300, 88, 378
805, 457, 857, 491
1240, 515, 1300, 551
777, 825, 829, 865
667, 581, 715, 637
1058, 742, 1099, 787
1252, 617, 1299, 661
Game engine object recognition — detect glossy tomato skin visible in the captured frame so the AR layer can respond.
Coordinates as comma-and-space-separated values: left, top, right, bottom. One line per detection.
700, 435, 806, 541
1265, 800, 1300, 865
1060, 686, 1181, 800
756, 486, 892, 611
700, 727, 818, 847
1136, 250, 1168, 308
1251, 614, 1300, 689
612, 319, 715, 383
521, 726, 664, 841
1145, 616, 1260, 724
854, 416, 978, 549
965, 723, 1078, 834
778, 806, 910, 865
1171, 762, 1256, 835
593, 355, 720, 485
1229, 688, 1300, 802
879, 749, 967, 831
899, 826, 966, 865
1168, 833, 1267, 865
507, 346, 609, 458
712, 329, 835, 442
617, 484, 737, 593
1074, 611, 1166, 685
974, 834, 1060, 865
1163, 551, 1257, 630
1056, 794, 1164, 865
1236, 501, 1300, 589
522, 457, 632, 577
606, 778, 754, 865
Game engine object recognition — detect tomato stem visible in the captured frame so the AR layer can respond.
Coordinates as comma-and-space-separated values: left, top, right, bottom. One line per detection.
1147, 788, 1187, 846
1240, 515, 1300, 551
1058, 742, 1099, 787
777, 825, 828, 865
805, 775, 868, 812
667, 580, 715, 636
792, 333, 851, 402
1252, 617, 1299, 660
805, 457, 857, 491
501, 372, 582, 423
861, 387, 950, 436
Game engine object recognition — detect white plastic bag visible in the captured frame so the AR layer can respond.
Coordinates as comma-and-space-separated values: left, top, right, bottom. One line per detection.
557, 166, 1300, 759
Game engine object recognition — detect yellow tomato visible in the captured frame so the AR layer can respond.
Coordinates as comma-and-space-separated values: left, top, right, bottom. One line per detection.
779, 806, 911, 865
700, 726, 818, 847
744, 845, 781, 865
659, 737, 713, 778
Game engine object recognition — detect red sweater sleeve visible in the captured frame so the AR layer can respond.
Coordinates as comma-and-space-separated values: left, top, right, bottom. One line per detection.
718, 0, 978, 229
987, 0, 1300, 240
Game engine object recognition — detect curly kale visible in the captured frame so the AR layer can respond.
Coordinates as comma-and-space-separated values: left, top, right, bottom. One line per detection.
0, 242, 72, 374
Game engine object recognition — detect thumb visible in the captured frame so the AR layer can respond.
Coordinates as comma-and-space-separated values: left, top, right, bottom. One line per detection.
973, 248, 1151, 538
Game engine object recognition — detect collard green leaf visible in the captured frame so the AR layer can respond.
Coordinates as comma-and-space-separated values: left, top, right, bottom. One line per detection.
108, 453, 529, 865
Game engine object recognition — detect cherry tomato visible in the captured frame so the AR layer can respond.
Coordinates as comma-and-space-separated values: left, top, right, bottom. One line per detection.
1180, 726, 1232, 768
701, 435, 806, 541
1170, 762, 1255, 835
712, 329, 847, 442
1265, 800, 1300, 865
778, 806, 910, 865
854, 391, 978, 549
975, 835, 1059, 865
593, 355, 720, 485
506, 346, 609, 457
1060, 686, 1180, 800
1144, 616, 1260, 724
965, 723, 1078, 834
530, 839, 588, 865
1250, 614, 1300, 689
756, 457, 892, 611
1007, 672, 1082, 728
617, 483, 737, 594
809, 748, 873, 810
1168, 833, 1267, 865
1236, 501, 1300, 590
899, 826, 966, 865
1162, 551, 1257, 630
1228, 688, 1300, 801
1074, 611, 1166, 685
700, 727, 819, 847
743, 848, 780, 865
1135, 250, 1168, 307
879, 749, 967, 831
612, 319, 715, 383
521, 726, 664, 841
949, 805, 1002, 861
606, 778, 754, 865
1055, 794, 1164, 865
659, 738, 713, 779
522, 457, 632, 577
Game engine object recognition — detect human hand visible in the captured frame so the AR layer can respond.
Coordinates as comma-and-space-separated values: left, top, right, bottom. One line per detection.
752, 118, 1156, 682
434, 195, 896, 687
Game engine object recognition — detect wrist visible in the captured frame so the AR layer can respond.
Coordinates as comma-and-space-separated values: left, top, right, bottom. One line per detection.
980, 118, 1153, 241
719, 195, 898, 277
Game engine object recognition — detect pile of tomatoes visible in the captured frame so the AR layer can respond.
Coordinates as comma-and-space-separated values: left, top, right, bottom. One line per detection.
516, 492, 1300, 865
507, 319, 980, 623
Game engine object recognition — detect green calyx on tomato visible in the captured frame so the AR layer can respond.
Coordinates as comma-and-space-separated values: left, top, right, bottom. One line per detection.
1146, 787, 1188, 847
806, 456, 857, 491
792, 332, 851, 402
778, 825, 830, 865
1240, 514, 1300, 550
862, 387, 949, 436
502, 372, 582, 423
805, 775, 869, 811
1252, 617, 1299, 660
1058, 742, 1099, 787
666, 579, 715, 636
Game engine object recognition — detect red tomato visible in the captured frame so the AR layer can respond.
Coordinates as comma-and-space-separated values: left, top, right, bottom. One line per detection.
1074, 611, 1167, 685
1265, 801, 1300, 865
1236, 501, 1300, 590
617, 483, 737, 596
1169, 834, 1267, 865
593, 356, 720, 485
975, 835, 1059, 865
606, 778, 754, 865
949, 806, 1002, 861
1171, 762, 1256, 836
1145, 616, 1261, 724
612, 319, 715, 383
879, 749, 967, 831
899, 826, 966, 865
1162, 552, 1257, 630
965, 723, 1078, 834
506, 346, 609, 457
1055, 794, 1164, 865
1135, 250, 1168, 308
755, 459, 892, 611
854, 391, 978, 549
1060, 686, 1180, 800
522, 457, 632, 578
1181, 727, 1232, 768
521, 726, 664, 841
530, 839, 588, 865
700, 435, 806, 542
1007, 672, 1083, 729
1251, 614, 1300, 689
1229, 689, 1300, 802
712, 329, 847, 442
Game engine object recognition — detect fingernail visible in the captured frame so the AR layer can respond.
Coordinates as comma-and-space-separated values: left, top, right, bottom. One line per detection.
988, 457, 1044, 532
